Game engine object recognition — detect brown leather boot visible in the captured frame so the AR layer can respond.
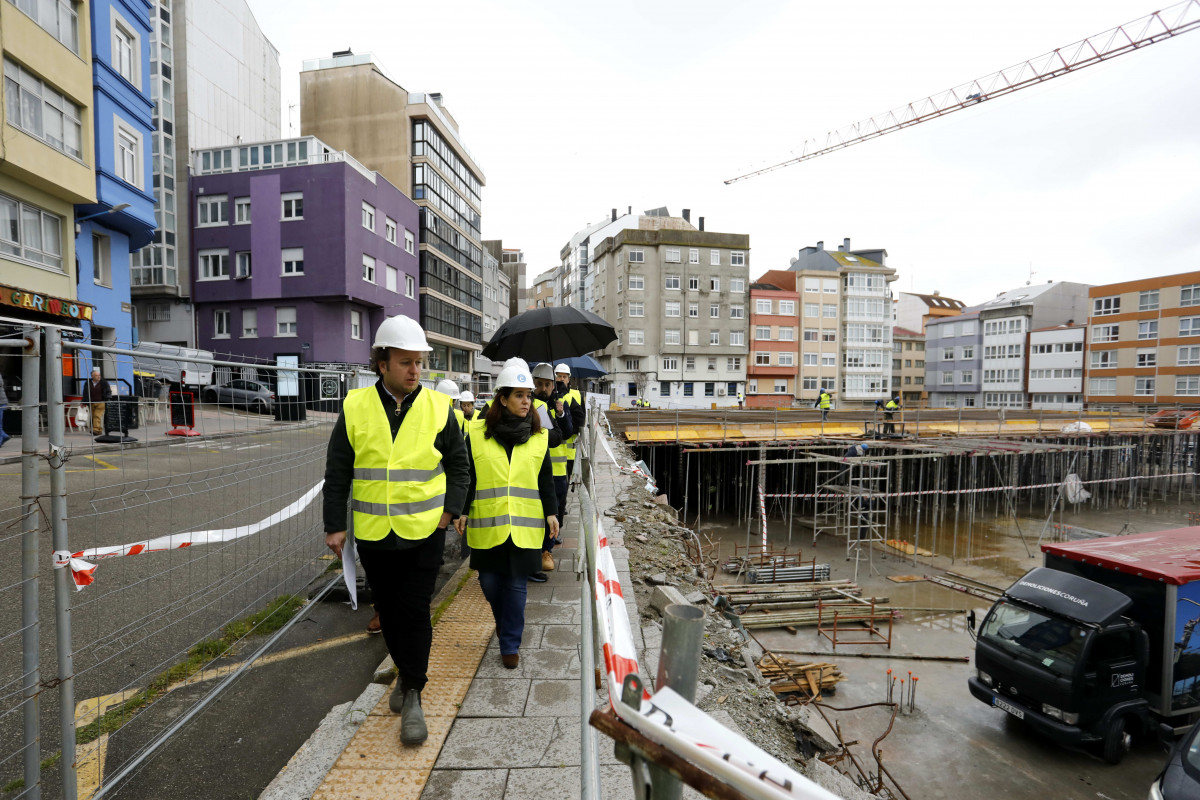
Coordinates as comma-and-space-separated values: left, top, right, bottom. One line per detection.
501, 653, 519, 669
541, 551, 555, 571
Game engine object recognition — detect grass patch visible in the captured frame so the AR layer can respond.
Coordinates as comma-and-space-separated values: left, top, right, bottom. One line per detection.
1, 754, 62, 795
75, 594, 306, 746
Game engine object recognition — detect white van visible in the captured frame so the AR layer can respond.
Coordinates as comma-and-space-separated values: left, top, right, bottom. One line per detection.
131, 342, 214, 389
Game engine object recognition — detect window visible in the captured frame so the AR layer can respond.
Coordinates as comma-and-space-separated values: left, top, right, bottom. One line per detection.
1179, 346, 1200, 366
1177, 376, 1200, 396
629, 302, 644, 317
803, 353, 818, 366
276, 307, 297, 337
802, 376, 817, 390
665, 329, 680, 345
660, 381, 672, 396
779, 301, 795, 316
688, 276, 700, 291
961, 370, 974, 384
9, 0, 79, 51
146, 303, 170, 321
682, 382, 694, 397
665, 247, 680, 263
112, 17, 137, 83
941, 372, 954, 385
709, 330, 720, 345
661, 357, 678, 371
234, 197, 251, 224
665, 301, 680, 317
616, 303, 623, 320
822, 330, 837, 342
940, 325, 955, 338
730, 330, 744, 346
1092, 324, 1119, 343
386, 264, 398, 292
3, 59, 83, 158
242, 308, 257, 338
1090, 350, 1117, 369
685, 356, 695, 371
616, 277, 623, 293
802, 329, 818, 342
688, 248, 699, 264
728, 357, 741, 371
282, 247, 304, 275
92, 233, 111, 286
1135, 349, 1156, 368
822, 304, 837, 318
779, 328, 794, 341
710, 303, 720, 318
404, 230, 415, 254
943, 347, 956, 361
688, 302, 699, 318
755, 351, 770, 365
704, 382, 715, 397
362, 202, 375, 231
1182, 285, 1200, 307
770, 380, 786, 394
756, 299, 772, 314
625, 358, 640, 371
385, 218, 397, 244
730, 279, 745, 293
778, 352, 794, 367
1137, 320, 1158, 340
626, 382, 637, 396
197, 195, 228, 226
1138, 290, 1159, 312
1181, 317, 1200, 337
823, 279, 838, 294
351, 310, 362, 340
710, 250, 721, 266
628, 329, 644, 345
234, 251, 251, 278
405, 274, 415, 298
628, 248, 644, 263
1135, 377, 1155, 396
730, 304, 744, 319
665, 275, 680, 290
755, 325, 771, 340
628, 275, 644, 290
1088, 377, 1116, 395
730, 250, 745, 266
115, 125, 140, 187
198, 249, 229, 280
822, 354, 836, 367
804, 303, 819, 317
281, 192, 303, 219
710, 277, 720, 292
362, 254, 376, 283
213, 309, 230, 338
1092, 296, 1120, 316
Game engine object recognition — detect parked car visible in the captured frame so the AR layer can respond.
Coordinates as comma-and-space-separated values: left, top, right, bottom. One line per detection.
202, 379, 274, 414
1150, 718, 1200, 799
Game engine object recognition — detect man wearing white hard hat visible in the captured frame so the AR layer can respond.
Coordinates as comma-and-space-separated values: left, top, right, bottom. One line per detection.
532, 363, 574, 576
553, 363, 585, 485
323, 315, 469, 746
435, 379, 465, 435
457, 390, 476, 434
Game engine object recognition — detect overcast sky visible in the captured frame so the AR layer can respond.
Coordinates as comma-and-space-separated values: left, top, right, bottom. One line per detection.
250, 0, 1200, 305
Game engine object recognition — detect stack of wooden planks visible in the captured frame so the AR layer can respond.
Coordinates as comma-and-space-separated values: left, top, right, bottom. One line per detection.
717, 581, 892, 629
757, 656, 845, 702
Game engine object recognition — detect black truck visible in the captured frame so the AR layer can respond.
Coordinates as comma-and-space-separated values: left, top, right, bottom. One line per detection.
968, 527, 1200, 764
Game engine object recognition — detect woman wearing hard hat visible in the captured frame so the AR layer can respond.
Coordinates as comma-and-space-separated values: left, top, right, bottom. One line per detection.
453, 358, 558, 669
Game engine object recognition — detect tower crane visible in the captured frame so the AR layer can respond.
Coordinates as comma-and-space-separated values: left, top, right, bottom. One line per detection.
725, 0, 1200, 184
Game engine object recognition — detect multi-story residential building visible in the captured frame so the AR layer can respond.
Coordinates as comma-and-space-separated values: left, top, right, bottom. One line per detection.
529, 269, 555, 309
132, 0, 281, 346
779, 238, 897, 406
1084, 271, 1200, 405
891, 327, 926, 405
74, 0, 157, 388
1029, 324, 1085, 410
924, 313, 982, 408
300, 52, 485, 378
484, 241, 526, 318
589, 214, 749, 408
473, 246, 511, 392
189, 136, 419, 366
747, 279, 799, 407
894, 291, 964, 333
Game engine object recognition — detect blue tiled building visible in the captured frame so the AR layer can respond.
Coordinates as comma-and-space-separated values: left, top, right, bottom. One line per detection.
74, 0, 156, 389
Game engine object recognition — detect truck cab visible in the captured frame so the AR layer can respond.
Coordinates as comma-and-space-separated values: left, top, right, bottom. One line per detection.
969, 567, 1151, 763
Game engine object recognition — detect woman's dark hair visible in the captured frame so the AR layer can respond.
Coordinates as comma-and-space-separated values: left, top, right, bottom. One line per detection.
483, 387, 542, 439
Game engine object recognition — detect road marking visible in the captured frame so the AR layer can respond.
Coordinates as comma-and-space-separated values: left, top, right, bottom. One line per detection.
82, 455, 118, 471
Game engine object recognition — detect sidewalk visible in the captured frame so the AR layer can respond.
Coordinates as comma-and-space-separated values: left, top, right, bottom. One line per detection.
261, 457, 645, 800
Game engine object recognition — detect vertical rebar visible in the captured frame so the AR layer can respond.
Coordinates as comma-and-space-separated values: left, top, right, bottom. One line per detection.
45, 328, 78, 800
650, 604, 705, 800
20, 326, 42, 800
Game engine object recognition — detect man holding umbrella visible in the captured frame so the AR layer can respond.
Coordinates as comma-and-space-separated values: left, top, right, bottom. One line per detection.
554, 363, 585, 485
532, 363, 573, 575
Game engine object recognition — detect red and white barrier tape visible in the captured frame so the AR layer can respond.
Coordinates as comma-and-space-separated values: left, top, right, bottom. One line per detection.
53, 481, 324, 590
762, 471, 1194, 501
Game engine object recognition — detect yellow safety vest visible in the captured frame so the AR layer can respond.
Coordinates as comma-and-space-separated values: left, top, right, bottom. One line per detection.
562, 388, 582, 460
465, 418, 548, 550
885, 400, 899, 411
535, 397, 569, 478
454, 407, 465, 434
818, 392, 831, 410
344, 386, 451, 542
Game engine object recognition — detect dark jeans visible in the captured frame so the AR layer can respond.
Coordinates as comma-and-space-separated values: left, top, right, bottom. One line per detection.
544, 475, 568, 551
883, 412, 896, 434
357, 532, 443, 692
478, 570, 528, 655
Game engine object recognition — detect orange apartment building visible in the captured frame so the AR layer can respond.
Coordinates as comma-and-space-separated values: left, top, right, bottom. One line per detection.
1084, 270, 1200, 405
747, 277, 800, 407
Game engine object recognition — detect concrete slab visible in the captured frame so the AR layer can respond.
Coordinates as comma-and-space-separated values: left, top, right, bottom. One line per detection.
539, 715, 624, 768
523, 602, 578, 625
539, 624, 580, 649
435, 717, 557, 769
459, 678, 531, 718
488, 624, 542, 651
552, 587, 584, 604
524, 680, 580, 717
476, 647, 580, 680
419, 769, 509, 800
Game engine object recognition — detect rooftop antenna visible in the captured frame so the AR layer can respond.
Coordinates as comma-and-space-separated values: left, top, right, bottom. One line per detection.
1026, 261, 1036, 286
288, 103, 297, 136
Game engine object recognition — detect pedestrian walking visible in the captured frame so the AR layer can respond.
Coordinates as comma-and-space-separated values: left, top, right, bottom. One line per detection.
817, 387, 833, 422
85, 367, 111, 436
532, 363, 573, 577
0, 376, 10, 448
554, 363, 585, 486
322, 315, 469, 746
453, 358, 558, 669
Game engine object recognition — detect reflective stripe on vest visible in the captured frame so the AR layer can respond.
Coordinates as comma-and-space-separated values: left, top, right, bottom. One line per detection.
562, 389, 581, 459
547, 403, 569, 478
465, 417, 548, 550
345, 386, 451, 541
819, 393, 831, 409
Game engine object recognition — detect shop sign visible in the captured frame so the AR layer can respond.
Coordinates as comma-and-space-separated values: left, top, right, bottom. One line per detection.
0, 284, 94, 322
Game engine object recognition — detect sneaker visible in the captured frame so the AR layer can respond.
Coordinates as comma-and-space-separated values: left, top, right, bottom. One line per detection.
528, 572, 548, 583
542, 551, 555, 571
501, 653, 519, 669
366, 611, 381, 634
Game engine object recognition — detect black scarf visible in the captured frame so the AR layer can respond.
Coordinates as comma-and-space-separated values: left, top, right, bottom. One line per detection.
491, 407, 532, 446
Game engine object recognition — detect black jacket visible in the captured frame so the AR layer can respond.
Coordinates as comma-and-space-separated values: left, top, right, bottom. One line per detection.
323, 383, 470, 547
558, 382, 586, 433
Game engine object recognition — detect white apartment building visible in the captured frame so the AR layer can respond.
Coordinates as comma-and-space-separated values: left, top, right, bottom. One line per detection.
1028, 325, 1085, 410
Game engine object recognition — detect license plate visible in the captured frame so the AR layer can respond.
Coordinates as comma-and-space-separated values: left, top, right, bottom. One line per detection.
993, 696, 1025, 719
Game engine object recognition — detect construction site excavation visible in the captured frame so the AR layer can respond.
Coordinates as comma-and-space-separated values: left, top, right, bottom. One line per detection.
610, 406, 1198, 800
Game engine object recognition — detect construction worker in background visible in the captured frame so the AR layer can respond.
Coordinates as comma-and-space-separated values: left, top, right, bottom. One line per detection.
554, 363, 585, 486
737, 390, 744, 409
532, 363, 573, 578
435, 379, 464, 434
322, 315, 469, 746
884, 395, 900, 434
817, 387, 834, 422
454, 358, 558, 670
458, 390, 477, 434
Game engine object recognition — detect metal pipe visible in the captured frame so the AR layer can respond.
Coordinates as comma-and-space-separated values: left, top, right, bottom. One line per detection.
45, 328, 77, 800
650, 603, 705, 800
20, 326, 41, 800
0, 336, 35, 348
63, 341, 332, 374
580, 545, 599, 800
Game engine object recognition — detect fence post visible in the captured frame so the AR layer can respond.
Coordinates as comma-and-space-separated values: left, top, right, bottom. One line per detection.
44, 328, 78, 800
649, 604, 705, 800
20, 325, 42, 800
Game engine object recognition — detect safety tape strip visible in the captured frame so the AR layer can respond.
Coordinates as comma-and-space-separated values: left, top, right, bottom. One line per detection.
761, 471, 1195, 500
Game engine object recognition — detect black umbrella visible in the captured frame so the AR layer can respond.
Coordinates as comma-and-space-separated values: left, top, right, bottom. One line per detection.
481, 306, 617, 362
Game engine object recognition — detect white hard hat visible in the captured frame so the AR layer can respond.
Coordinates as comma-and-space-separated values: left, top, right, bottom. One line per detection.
496, 358, 533, 390
459, 390, 475, 402
532, 363, 555, 380
372, 315, 431, 352
435, 379, 460, 397
554, 363, 570, 375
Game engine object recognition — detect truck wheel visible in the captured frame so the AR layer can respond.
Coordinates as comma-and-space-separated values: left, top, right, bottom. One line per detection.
1102, 716, 1131, 765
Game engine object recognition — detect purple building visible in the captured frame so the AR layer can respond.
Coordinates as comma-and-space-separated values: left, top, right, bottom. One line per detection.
190, 137, 419, 365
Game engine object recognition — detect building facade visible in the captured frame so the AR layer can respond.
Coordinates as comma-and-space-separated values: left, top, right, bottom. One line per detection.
924, 313, 982, 408
894, 291, 964, 334
529, 268, 555, 309
300, 52, 485, 378
472, 246, 511, 392
1029, 325, 1084, 410
132, 0, 281, 346
75, 0, 157, 386
589, 214, 749, 408
747, 280, 799, 407
1084, 271, 1200, 405
189, 136, 419, 366
891, 327, 926, 405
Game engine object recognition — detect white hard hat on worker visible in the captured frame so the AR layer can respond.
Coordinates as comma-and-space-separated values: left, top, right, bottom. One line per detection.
372, 315, 429, 396
435, 379, 460, 397
373, 315, 431, 351
496, 358, 533, 390
554, 363, 570, 376
459, 390, 475, 403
